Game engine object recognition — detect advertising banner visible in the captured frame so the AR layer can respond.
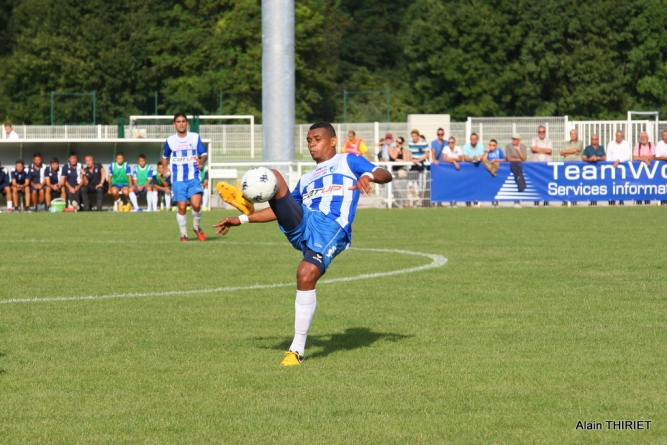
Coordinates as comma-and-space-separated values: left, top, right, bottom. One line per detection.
430, 161, 667, 202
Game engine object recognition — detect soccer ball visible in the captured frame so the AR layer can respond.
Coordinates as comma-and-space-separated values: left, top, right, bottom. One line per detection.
241, 167, 278, 203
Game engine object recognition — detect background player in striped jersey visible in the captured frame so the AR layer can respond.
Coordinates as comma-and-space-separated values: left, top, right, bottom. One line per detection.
108, 152, 132, 212
44, 157, 64, 209
129, 154, 155, 212
161, 113, 207, 241
213, 122, 392, 366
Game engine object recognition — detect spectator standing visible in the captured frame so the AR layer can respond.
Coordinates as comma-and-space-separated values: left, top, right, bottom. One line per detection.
81, 155, 106, 211
61, 152, 83, 210
561, 129, 583, 161
463, 133, 485, 163
560, 129, 583, 205
441, 139, 463, 169
389, 137, 410, 207
531, 126, 553, 206
376, 133, 395, 162
633, 132, 656, 205
505, 134, 527, 207
11, 160, 29, 211
582, 135, 605, 206
430, 128, 448, 166
44, 158, 64, 209
408, 129, 429, 206
656, 130, 667, 205
4, 123, 19, 140
342, 130, 374, 162
0, 160, 12, 211
26, 153, 46, 211
605, 131, 630, 205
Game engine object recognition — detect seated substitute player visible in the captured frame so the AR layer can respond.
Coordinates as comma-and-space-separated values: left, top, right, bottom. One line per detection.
0, 160, 12, 211
44, 157, 65, 209
26, 153, 46, 211
61, 152, 83, 210
162, 113, 207, 241
81, 155, 106, 211
11, 160, 29, 211
213, 122, 393, 366
152, 162, 172, 210
129, 154, 155, 212
108, 152, 132, 212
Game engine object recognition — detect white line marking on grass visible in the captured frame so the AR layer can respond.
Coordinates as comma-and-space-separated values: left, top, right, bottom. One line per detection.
0, 248, 447, 305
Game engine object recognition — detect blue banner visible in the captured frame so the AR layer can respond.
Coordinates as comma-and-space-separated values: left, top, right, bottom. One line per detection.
430, 161, 667, 202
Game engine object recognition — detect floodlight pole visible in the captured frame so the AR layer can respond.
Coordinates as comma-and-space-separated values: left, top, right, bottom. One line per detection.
262, 0, 295, 163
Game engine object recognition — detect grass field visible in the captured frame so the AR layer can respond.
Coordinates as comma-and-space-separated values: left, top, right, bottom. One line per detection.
1, 207, 665, 444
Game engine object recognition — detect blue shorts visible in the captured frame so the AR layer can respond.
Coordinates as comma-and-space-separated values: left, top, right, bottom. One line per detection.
111, 183, 129, 191
132, 184, 149, 195
281, 206, 350, 271
172, 179, 203, 203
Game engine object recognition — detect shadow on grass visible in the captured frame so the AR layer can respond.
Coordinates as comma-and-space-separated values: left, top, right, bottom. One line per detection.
0, 352, 5, 375
256, 327, 412, 360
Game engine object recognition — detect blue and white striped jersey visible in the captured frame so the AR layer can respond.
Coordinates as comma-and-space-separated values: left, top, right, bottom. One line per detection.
292, 153, 377, 238
162, 132, 207, 182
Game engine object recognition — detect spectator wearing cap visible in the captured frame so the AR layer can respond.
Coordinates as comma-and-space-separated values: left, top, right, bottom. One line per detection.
342, 130, 374, 162
430, 128, 448, 166
505, 134, 527, 206
4, 123, 19, 140
462, 133, 484, 163
0, 160, 12, 211
376, 133, 395, 162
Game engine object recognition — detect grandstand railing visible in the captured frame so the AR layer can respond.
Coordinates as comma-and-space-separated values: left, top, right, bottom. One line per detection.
4, 118, 666, 164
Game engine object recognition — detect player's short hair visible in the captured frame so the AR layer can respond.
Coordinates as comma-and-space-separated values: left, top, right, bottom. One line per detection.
348, 130, 356, 136
84, 154, 93, 159
68, 151, 77, 158
33, 153, 42, 158
116, 152, 124, 157
50, 157, 59, 163
471, 133, 478, 138
309, 122, 336, 138
173, 112, 188, 122
490, 139, 498, 144
16, 159, 24, 166
138, 154, 146, 160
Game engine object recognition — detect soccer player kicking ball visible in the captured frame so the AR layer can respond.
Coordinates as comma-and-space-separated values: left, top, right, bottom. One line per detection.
213, 122, 392, 366
162, 113, 208, 242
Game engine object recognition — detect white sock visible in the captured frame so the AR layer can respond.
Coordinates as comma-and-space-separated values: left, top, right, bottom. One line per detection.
150, 191, 158, 211
202, 189, 210, 210
192, 209, 202, 230
7, 200, 13, 210
165, 194, 171, 209
289, 290, 317, 356
129, 192, 139, 209
176, 213, 187, 236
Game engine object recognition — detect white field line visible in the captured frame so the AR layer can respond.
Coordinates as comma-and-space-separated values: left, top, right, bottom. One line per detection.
0, 247, 447, 305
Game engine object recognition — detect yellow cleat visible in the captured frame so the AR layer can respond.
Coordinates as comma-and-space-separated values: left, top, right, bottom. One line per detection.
280, 351, 304, 367
123, 203, 132, 212
216, 182, 255, 215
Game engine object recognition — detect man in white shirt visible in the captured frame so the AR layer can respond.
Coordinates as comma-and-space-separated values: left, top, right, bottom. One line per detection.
4, 123, 19, 140
655, 130, 667, 205
656, 130, 667, 162
440, 137, 463, 169
606, 130, 632, 205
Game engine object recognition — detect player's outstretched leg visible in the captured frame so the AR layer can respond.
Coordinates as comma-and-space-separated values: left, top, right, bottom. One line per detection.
190, 191, 205, 241
281, 260, 322, 366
